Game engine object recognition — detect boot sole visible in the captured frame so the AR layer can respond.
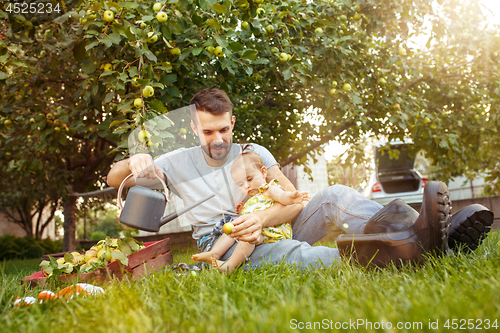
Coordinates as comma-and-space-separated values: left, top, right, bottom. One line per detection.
448, 204, 493, 252
424, 181, 452, 254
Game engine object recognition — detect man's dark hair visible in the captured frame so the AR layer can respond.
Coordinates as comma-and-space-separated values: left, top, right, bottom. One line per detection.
190, 88, 233, 117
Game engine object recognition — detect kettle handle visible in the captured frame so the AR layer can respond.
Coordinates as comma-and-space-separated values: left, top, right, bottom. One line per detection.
117, 173, 169, 210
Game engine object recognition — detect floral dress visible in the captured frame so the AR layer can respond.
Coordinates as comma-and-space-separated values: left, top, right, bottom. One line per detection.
240, 179, 293, 243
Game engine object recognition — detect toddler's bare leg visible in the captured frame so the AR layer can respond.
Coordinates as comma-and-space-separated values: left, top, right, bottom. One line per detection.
212, 241, 255, 274
192, 234, 236, 264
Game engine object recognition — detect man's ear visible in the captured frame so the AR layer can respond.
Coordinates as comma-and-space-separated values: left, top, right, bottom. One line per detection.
190, 121, 198, 137
231, 115, 236, 128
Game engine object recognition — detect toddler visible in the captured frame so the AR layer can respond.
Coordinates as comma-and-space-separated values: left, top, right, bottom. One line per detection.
192, 147, 310, 273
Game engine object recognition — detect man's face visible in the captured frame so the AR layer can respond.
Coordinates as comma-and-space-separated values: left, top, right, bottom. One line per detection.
191, 110, 235, 163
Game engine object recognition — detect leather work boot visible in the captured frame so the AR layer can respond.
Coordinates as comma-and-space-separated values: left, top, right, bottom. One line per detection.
447, 204, 494, 252
337, 181, 452, 267
363, 200, 493, 253
363, 198, 417, 234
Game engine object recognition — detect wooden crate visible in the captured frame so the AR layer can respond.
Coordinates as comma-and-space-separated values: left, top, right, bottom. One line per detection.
21, 238, 172, 287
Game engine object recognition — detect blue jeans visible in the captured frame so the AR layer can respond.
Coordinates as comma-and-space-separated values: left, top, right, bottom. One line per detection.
216, 185, 383, 269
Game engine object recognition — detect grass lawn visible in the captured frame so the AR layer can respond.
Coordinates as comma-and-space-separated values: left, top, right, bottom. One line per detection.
1, 233, 499, 333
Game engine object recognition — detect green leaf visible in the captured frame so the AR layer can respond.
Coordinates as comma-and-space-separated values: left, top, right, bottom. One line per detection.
167, 86, 180, 98
107, 33, 122, 45
283, 68, 292, 80
229, 42, 244, 52
0, 54, 10, 64
206, 18, 221, 30
168, 21, 183, 34
111, 250, 129, 266
82, 63, 97, 74
118, 2, 139, 8
59, 135, 67, 146
123, 237, 140, 252
191, 47, 204, 56
244, 66, 253, 76
156, 116, 174, 130
164, 74, 177, 83
85, 41, 100, 51
73, 42, 87, 62
0, 71, 9, 80
253, 58, 269, 65
351, 95, 363, 104
150, 99, 167, 113
191, 12, 203, 26
53, 11, 74, 24
211, 3, 227, 14
439, 140, 449, 149
242, 50, 258, 61
117, 240, 133, 255
64, 253, 73, 263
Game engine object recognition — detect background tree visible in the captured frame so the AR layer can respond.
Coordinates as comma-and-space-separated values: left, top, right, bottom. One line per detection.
1, 0, 499, 250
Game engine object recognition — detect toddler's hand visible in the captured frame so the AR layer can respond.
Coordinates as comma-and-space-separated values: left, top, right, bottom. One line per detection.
300, 191, 311, 204
235, 202, 244, 214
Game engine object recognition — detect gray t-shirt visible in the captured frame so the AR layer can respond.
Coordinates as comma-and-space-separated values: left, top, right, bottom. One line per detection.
154, 143, 278, 239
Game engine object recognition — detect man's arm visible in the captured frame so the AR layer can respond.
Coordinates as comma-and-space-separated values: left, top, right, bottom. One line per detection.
107, 153, 163, 188
230, 202, 303, 244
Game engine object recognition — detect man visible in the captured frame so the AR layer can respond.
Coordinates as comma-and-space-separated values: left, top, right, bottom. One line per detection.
107, 88, 493, 269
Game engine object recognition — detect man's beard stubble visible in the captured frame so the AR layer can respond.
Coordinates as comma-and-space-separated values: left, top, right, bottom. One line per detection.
201, 140, 232, 160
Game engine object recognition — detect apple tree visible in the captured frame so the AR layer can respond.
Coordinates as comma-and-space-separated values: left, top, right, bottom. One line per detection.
1, 0, 499, 250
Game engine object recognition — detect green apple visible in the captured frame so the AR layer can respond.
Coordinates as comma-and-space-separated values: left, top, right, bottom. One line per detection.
241, 21, 249, 29
314, 27, 324, 34
157, 11, 168, 22
170, 47, 181, 56
46, 113, 53, 120
423, 116, 431, 124
54, 126, 61, 132
331, 80, 338, 87
142, 85, 154, 97
398, 47, 407, 56
240, 2, 249, 10
138, 130, 151, 143
377, 77, 387, 86
279, 52, 289, 62
223, 222, 234, 235
30, 118, 35, 123
132, 77, 141, 87
103, 63, 113, 71
339, 14, 347, 22
256, 8, 264, 15
254, 0, 264, 3
353, 13, 362, 20
153, 2, 162, 11
214, 46, 223, 57
134, 98, 143, 108
342, 83, 352, 92
330, 88, 337, 95
4, 119, 12, 126
206, 45, 215, 54
103, 10, 114, 23
178, 128, 187, 135
266, 25, 274, 34
147, 32, 158, 43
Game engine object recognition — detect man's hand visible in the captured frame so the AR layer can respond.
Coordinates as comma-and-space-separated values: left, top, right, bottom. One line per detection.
128, 153, 163, 180
229, 213, 263, 244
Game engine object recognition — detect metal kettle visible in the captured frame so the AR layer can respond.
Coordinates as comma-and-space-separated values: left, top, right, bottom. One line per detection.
117, 173, 214, 232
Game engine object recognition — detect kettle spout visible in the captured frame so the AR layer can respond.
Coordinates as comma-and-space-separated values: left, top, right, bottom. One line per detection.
160, 194, 216, 226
